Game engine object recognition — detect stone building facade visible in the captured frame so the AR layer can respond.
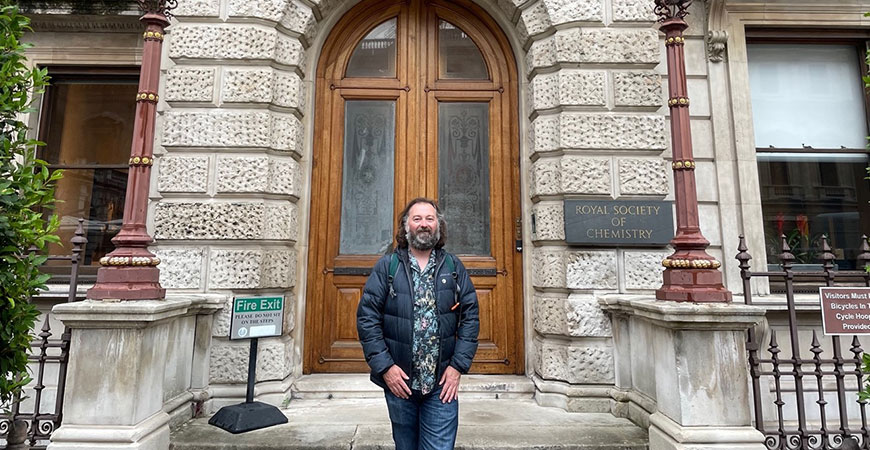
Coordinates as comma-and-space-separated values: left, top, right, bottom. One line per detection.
18, 0, 870, 447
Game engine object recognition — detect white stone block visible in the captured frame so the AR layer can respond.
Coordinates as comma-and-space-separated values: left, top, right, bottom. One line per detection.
565, 294, 612, 337
533, 294, 565, 335
530, 70, 606, 111
264, 202, 297, 241
542, 0, 603, 24
613, 71, 663, 107
222, 68, 274, 104
275, 34, 305, 68
280, 0, 316, 38
152, 247, 205, 289
169, 25, 276, 60
209, 249, 263, 289
554, 29, 659, 65
261, 248, 297, 288
699, 203, 722, 247
270, 113, 304, 156
272, 71, 304, 109
532, 248, 566, 289
228, 0, 287, 21
216, 156, 270, 193
268, 157, 302, 196
209, 340, 249, 383
694, 161, 718, 202
174, 0, 220, 17
165, 68, 215, 102
618, 158, 669, 195
520, 1, 553, 36
157, 156, 209, 193
530, 115, 561, 154
532, 202, 565, 241
527, 36, 557, 73
536, 338, 614, 383
560, 156, 610, 194
566, 251, 617, 289
163, 110, 272, 148
687, 77, 711, 117
612, 0, 655, 22
560, 114, 667, 150
623, 250, 668, 290
256, 337, 294, 381
531, 158, 561, 197
154, 202, 266, 240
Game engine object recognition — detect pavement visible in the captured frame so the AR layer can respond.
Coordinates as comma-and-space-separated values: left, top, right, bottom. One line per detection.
169, 397, 649, 450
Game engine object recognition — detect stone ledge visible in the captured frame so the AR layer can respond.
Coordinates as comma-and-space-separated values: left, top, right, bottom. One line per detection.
598, 295, 765, 330
649, 411, 765, 445
52, 295, 222, 329
50, 410, 169, 445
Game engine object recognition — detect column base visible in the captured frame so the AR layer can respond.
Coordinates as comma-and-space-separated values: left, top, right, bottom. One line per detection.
87, 266, 165, 300
656, 268, 731, 302
648, 412, 766, 450
48, 411, 169, 450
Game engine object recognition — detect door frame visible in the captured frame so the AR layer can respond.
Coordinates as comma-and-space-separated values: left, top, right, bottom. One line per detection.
302, 0, 524, 375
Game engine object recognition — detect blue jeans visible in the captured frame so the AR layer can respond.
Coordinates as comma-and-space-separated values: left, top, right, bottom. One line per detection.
384, 385, 459, 450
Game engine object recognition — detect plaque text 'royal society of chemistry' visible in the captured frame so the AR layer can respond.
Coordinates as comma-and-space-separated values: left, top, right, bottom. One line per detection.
563, 200, 674, 246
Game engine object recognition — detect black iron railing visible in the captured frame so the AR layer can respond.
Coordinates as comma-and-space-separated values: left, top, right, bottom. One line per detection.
0, 219, 87, 450
739, 234, 870, 450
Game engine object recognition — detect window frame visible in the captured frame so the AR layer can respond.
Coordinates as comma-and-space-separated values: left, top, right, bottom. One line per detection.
36, 66, 141, 281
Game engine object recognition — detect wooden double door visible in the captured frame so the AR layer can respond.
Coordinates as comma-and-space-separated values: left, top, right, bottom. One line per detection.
304, 0, 523, 374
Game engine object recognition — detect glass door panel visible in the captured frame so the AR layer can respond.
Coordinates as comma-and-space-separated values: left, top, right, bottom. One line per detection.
346, 18, 398, 78
438, 20, 488, 80
437, 102, 490, 255
340, 100, 396, 254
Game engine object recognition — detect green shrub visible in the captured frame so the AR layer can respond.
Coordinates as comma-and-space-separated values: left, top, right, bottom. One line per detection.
0, 1, 61, 411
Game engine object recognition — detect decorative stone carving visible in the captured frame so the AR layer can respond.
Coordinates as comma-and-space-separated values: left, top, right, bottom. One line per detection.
553, 29, 659, 65
154, 202, 266, 240
163, 110, 271, 148
541, 0, 603, 24
208, 249, 263, 289
157, 156, 209, 193
532, 248, 566, 289
209, 341, 250, 383
565, 295, 612, 337
533, 294, 565, 335
531, 203, 565, 241
272, 71, 304, 110
612, 0, 656, 22
165, 68, 215, 102
256, 337, 294, 381
526, 36, 557, 73
613, 72, 663, 107
530, 71, 606, 111
530, 115, 560, 154
264, 202, 297, 241
560, 156, 610, 194
169, 25, 276, 60
706, 30, 728, 62
520, 1, 552, 36
228, 0, 286, 21
269, 157, 302, 196
151, 247, 204, 289
535, 338, 614, 383
173, 0, 220, 17
216, 156, 270, 193
559, 114, 667, 150
270, 113, 304, 156
222, 68, 274, 103
566, 251, 617, 289
618, 158, 669, 195
624, 250, 669, 290
275, 34, 305, 69
530, 158, 561, 197
279, 0, 316, 38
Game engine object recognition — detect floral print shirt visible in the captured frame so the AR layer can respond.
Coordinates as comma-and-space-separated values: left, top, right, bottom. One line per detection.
410, 252, 439, 394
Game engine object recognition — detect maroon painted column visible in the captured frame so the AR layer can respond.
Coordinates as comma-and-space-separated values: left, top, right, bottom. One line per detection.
654, 0, 731, 302
87, 1, 176, 300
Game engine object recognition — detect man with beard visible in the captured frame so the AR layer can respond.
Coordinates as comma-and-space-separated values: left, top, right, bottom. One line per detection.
357, 198, 480, 450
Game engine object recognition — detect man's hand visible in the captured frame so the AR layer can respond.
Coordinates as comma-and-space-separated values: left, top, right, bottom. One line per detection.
384, 365, 411, 399
438, 366, 461, 403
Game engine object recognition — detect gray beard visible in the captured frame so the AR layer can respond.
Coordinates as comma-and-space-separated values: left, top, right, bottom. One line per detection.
407, 227, 439, 250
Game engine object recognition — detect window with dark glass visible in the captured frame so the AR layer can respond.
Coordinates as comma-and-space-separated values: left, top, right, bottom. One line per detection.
38, 67, 139, 270
747, 38, 870, 269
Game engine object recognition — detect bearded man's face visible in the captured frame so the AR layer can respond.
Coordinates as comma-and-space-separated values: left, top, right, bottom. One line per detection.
405, 202, 440, 250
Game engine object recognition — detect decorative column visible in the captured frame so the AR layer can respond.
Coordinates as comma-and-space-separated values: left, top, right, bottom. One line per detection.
654, 0, 731, 303
87, 0, 176, 300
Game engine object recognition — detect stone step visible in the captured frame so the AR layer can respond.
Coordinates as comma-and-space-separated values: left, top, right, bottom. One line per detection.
291, 374, 536, 399
170, 398, 649, 450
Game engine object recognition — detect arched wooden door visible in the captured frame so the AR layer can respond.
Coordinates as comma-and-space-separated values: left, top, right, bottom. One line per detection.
304, 0, 522, 375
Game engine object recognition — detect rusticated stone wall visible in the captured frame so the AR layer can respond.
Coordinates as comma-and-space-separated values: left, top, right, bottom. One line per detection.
148, 0, 715, 410
152, 0, 322, 402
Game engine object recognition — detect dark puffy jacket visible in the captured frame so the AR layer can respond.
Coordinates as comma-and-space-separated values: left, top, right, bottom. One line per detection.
356, 248, 479, 391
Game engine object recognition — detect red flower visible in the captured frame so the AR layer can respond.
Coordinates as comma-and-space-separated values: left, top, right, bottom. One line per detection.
796, 214, 809, 238
776, 212, 785, 236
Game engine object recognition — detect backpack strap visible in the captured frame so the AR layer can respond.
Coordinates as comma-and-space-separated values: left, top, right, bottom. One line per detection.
388, 253, 399, 298
445, 253, 461, 310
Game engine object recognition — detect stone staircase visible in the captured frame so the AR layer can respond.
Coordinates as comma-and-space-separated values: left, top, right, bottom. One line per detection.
170, 375, 649, 450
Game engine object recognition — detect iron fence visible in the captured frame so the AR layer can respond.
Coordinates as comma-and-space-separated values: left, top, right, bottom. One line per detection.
740, 234, 870, 450
0, 219, 87, 450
